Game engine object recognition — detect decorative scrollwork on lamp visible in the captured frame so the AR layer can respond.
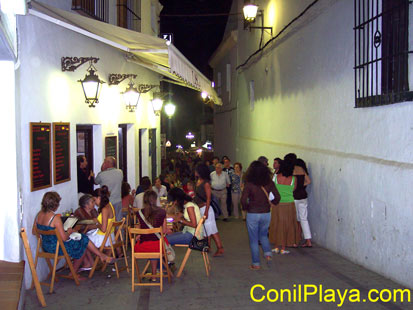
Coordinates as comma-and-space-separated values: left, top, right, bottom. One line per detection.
61, 57, 99, 72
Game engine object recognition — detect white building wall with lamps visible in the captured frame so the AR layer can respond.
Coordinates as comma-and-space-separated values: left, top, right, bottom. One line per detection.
211, 0, 413, 288
15, 8, 162, 287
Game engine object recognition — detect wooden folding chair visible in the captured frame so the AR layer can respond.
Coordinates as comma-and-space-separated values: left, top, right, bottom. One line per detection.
32, 226, 79, 293
20, 228, 46, 307
176, 216, 211, 277
129, 227, 172, 292
88, 219, 129, 279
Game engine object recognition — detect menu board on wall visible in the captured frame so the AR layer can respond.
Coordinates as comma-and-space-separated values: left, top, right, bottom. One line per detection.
30, 123, 52, 192
53, 123, 71, 184
105, 136, 117, 159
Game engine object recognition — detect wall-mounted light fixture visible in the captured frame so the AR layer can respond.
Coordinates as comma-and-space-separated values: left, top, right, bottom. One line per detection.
151, 93, 164, 116
164, 102, 176, 119
108, 73, 158, 112
61, 56, 105, 108
243, 1, 273, 37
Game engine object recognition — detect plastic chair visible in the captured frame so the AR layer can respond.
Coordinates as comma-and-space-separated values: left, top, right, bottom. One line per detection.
175, 216, 211, 277
32, 226, 79, 293
129, 226, 172, 292
88, 218, 129, 278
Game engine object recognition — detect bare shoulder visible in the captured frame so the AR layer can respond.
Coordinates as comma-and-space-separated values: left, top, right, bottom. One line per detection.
294, 166, 305, 175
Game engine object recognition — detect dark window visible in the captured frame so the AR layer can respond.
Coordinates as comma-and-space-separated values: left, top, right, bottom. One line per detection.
354, 0, 412, 107
72, 0, 108, 22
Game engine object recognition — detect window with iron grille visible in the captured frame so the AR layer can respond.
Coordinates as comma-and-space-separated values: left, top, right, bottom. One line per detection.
354, 0, 413, 108
72, 0, 108, 22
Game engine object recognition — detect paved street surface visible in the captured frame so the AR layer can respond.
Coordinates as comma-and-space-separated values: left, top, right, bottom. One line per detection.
24, 219, 412, 310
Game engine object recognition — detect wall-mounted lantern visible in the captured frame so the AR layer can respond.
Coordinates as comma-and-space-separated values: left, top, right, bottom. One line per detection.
61, 56, 105, 108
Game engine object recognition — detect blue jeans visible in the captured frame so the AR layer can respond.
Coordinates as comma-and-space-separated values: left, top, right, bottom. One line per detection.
166, 232, 193, 245
246, 212, 272, 266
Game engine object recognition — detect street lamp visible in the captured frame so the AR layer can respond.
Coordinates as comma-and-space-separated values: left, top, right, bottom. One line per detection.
185, 132, 195, 139
78, 62, 105, 108
243, 2, 258, 22
151, 97, 163, 116
164, 102, 176, 119
121, 80, 140, 112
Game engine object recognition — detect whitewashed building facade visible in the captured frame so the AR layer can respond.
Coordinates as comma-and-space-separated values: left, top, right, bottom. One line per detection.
210, 0, 413, 288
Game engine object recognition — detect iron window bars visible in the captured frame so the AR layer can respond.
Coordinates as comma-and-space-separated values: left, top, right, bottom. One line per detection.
354, 0, 413, 107
72, 0, 108, 22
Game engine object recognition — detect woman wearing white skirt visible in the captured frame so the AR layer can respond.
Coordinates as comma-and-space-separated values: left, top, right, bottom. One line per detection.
287, 155, 312, 248
193, 163, 224, 257
88, 186, 116, 248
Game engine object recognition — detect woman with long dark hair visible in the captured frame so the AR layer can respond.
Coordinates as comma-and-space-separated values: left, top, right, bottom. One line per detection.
135, 190, 168, 277
241, 161, 280, 270
166, 187, 202, 245
293, 157, 312, 247
88, 186, 116, 248
193, 163, 224, 257
269, 156, 300, 254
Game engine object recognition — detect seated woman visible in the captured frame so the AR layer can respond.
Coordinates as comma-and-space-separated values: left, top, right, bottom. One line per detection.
88, 186, 116, 249
135, 190, 168, 278
166, 188, 201, 245
122, 182, 135, 219
74, 194, 98, 234
32, 192, 113, 275
74, 194, 100, 270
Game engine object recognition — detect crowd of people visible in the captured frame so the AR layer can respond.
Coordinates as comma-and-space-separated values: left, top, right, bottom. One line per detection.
32, 152, 313, 278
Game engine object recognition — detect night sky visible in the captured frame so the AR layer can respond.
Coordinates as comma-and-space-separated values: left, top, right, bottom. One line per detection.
158, 0, 233, 148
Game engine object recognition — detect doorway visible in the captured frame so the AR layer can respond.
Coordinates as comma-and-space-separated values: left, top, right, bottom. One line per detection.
76, 125, 94, 192
149, 128, 157, 182
118, 124, 127, 182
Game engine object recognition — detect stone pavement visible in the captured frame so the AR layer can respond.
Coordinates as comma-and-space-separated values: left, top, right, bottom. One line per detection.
24, 219, 412, 310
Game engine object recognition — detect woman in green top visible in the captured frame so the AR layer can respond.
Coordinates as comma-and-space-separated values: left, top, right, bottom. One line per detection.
269, 157, 300, 254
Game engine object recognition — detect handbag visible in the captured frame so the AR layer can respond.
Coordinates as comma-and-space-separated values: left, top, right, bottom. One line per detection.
138, 210, 175, 262
188, 224, 209, 252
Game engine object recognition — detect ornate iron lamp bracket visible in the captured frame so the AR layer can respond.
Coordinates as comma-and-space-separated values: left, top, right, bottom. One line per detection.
137, 84, 158, 93
108, 73, 138, 85
61, 57, 99, 72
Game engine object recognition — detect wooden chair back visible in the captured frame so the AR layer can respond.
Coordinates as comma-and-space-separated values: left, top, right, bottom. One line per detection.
32, 225, 79, 293
129, 226, 172, 292
88, 218, 129, 279
175, 216, 211, 277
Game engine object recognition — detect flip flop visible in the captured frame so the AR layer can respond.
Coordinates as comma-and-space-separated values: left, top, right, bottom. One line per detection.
79, 267, 92, 272
249, 265, 261, 270
300, 244, 313, 248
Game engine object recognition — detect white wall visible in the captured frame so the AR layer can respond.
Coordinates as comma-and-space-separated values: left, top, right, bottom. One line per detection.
0, 61, 19, 262
16, 12, 161, 287
214, 0, 413, 288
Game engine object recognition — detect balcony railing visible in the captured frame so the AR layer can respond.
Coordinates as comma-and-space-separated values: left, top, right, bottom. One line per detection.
72, 0, 108, 22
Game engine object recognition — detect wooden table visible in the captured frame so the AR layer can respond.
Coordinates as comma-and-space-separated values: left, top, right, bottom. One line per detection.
0, 260, 25, 310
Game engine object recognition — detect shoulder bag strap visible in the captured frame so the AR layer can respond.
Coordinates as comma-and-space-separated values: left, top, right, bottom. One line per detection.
138, 210, 162, 240
261, 186, 272, 204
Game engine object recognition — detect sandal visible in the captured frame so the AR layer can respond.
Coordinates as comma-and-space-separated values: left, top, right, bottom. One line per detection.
213, 248, 224, 257
249, 265, 261, 270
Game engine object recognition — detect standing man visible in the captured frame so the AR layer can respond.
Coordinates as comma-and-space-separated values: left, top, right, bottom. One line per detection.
77, 155, 94, 195
210, 163, 231, 221
223, 158, 234, 217
95, 156, 123, 221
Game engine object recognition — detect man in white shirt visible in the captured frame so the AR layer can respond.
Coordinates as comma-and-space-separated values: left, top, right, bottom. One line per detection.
95, 156, 123, 221
133, 178, 161, 209
210, 163, 231, 221
152, 177, 168, 198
